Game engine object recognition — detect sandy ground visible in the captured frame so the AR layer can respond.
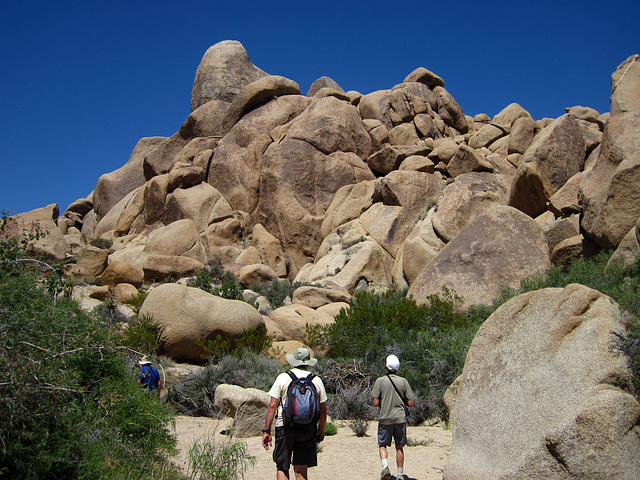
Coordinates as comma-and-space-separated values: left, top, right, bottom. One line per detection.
171, 415, 451, 480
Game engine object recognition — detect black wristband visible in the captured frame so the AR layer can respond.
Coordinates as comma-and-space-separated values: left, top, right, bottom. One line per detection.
262, 429, 271, 435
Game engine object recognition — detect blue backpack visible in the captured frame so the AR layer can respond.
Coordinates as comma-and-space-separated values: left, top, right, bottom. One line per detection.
282, 371, 321, 427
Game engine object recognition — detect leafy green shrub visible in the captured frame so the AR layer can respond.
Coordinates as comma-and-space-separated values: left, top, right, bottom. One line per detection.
120, 313, 165, 356
199, 325, 272, 361
252, 278, 320, 309
0, 219, 181, 479
89, 237, 113, 250
187, 435, 255, 480
324, 422, 338, 436
312, 286, 489, 421
212, 272, 244, 300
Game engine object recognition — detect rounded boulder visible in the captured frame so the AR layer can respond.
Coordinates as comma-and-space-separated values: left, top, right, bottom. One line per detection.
139, 283, 264, 363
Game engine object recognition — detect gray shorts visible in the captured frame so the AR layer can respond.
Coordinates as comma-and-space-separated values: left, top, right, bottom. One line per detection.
377, 422, 407, 448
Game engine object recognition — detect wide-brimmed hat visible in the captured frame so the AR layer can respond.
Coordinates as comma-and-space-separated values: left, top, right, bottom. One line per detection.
286, 347, 318, 367
138, 356, 151, 366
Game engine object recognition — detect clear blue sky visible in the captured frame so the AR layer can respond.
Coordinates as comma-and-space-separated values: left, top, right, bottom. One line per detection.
1, 0, 638, 215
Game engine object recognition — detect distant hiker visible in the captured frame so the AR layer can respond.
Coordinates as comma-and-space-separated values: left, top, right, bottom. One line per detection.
371, 355, 414, 480
137, 357, 162, 396
262, 347, 327, 480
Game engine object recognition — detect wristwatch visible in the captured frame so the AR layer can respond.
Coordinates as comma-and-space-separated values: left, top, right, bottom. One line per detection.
262, 429, 271, 435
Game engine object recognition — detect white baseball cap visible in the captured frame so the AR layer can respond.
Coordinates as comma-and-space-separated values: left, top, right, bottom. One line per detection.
386, 354, 400, 372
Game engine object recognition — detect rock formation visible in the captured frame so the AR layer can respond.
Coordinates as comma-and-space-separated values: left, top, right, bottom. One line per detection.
8, 42, 639, 362
444, 284, 640, 479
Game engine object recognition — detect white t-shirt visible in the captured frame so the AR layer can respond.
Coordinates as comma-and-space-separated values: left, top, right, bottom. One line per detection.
268, 368, 327, 428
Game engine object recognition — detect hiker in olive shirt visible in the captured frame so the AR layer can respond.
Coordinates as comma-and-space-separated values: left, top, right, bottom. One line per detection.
371, 355, 414, 480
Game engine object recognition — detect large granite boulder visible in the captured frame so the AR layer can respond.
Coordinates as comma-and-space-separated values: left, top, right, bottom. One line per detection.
95, 260, 143, 288
190, 40, 268, 111
207, 95, 311, 214
610, 54, 640, 115
444, 284, 640, 480
580, 110, 640, 249
139, 283, 264, 363
93, 137, 165, 219
5, 204, 68, 261
509, 114, 586, 218
269, 304, 334, 343
408, 205, 551, 310
432, 172, 509, 243
221, 75, 301, 134
214, 384, 271, 437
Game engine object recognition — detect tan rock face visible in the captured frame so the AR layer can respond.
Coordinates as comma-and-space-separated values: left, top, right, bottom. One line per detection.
509, 114, 586, 217
580, 111, 640, 248
207, 95, 310, 214
432, 172, 509, 243
445, 284, 640, 479
237, 263, 278, 287
95, 260, 143, 288
408, 205, 551, 310
214, 384, 271, 438
291, 285, 351, 309
190, 40, 268, 111
93, 137, 165, 220
269, 304, 334, 343
139, 283, 264, 363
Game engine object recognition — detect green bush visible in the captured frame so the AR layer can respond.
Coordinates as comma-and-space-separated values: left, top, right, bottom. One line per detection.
199, 324, 272, 361
187, 436, 255, 480
0, 218, 182, 479
310, 286, 489, 421
120, 313, 165, 356
89, 237, 113, 250
252, 278, 320, 309
324, 422, 338, 436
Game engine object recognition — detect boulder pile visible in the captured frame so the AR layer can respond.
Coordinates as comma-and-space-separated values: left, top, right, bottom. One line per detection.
8, 42, 639, 346
8, 41, 640, 478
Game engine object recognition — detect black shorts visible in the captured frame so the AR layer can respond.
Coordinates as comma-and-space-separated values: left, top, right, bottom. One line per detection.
377, 422, 407, 448
273, 424, 318, 471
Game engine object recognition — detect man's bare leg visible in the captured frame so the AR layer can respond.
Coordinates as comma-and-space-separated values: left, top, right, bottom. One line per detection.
277, 469, 289, 480
294, 464, 308, 480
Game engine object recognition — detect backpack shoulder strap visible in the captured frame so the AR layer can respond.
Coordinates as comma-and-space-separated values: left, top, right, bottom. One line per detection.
386, 374, 408, 405
286, 370, 297, 382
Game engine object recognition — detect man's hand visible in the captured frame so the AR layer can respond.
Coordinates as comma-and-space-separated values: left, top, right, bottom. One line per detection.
316, 434, 324, 443
262, 432, 272, 450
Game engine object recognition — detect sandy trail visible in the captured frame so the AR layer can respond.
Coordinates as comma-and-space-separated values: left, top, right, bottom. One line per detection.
171, 415, 451, 480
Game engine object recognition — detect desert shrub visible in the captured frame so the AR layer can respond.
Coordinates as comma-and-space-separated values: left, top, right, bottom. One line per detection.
313, 286, 489, 420
0, 219, 181, 479
199, 325, 272, 361
126, 289, 149, 314
212, 272, 244, 300
347, 418, 370, 437
89, 237, 113, 250
324, 422, 338, 436
187, 435, 255, 480
252, 278, 321, 309
166, 352, 283, 416
120, 313, 165, 356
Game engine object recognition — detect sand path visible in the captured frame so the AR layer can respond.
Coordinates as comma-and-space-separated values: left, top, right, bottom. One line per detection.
171, 415, 451, 480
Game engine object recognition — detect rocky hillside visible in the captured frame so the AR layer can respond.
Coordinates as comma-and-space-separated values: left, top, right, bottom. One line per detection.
6, 41, 640, 337
6, 41, 640, 479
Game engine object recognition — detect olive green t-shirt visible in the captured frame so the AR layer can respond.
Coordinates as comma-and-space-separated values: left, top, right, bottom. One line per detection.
371, 374, 414, 424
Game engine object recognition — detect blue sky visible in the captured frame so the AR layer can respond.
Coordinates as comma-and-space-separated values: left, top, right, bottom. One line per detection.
1, 0, 638, 215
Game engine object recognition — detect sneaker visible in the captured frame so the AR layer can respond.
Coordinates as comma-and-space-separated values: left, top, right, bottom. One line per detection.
397, 475, 408, 480
380, 467, 392, 480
